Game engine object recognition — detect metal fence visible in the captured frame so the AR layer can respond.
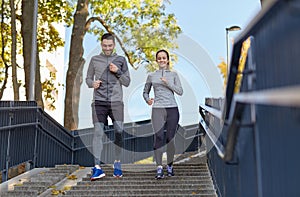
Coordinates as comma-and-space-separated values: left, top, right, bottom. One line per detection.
199, 0, 300, 197
0, 101, 74, 182
0, 101, 199, 182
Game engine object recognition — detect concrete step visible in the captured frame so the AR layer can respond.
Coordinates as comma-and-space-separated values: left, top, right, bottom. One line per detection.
63, 188, 217, 196
13, 185, 47, 193
0, 190, 39, 197
69, 183, 215, 190
82, 175, 212, 182
90, 167, 210, 172
95, 164, 209, 171
77, 178, 213, 185
0, 165, 80, 197
62, 195, 216, 197
85, 170, 211, 176
0, 153, 217, 197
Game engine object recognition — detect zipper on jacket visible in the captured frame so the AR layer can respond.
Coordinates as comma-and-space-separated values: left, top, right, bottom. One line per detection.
106, 57, 109, 102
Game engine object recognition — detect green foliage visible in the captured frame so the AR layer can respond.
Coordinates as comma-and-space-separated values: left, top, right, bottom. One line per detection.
41, 72, 63, 110
0, 1, 12, 84
38, 0, 74, 52
0, 0, 74, 106
88, 0, 182, 71
217, 59, 227, 87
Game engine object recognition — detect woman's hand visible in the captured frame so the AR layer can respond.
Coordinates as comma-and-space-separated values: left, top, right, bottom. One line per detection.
147, 98, 154, 105
160, 77, 167, 84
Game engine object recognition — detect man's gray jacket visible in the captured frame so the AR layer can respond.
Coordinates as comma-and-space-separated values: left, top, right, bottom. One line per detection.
86, 52, 130, 102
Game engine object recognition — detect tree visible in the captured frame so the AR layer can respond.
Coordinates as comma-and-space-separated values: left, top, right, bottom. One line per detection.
217, 37, 251, 92
10, 0, 19, 100
64, 0, 182, 130
0, 0, 10, 98
0, 0, 72, 106
217, 59, 227, 87
21, 0, 43, 106
21, 0, 72, 107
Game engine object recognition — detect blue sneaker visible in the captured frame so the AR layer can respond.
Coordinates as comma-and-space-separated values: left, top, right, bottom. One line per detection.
167, 165, 174, 177
113, 162, 123, 177
155, 166, 164, 179
90, 167, 105, 181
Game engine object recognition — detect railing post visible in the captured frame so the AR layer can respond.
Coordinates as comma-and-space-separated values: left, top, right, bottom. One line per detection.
3, 109, 14, 182
71, 130, 75, 165
32, 107, 39, 168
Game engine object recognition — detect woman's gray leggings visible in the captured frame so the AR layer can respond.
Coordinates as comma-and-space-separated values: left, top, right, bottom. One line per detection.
152, 107, 179, 166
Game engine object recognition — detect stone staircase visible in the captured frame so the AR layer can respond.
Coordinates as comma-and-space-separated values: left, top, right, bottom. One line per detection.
0, 152, 217, 197
0, 165, 79, 197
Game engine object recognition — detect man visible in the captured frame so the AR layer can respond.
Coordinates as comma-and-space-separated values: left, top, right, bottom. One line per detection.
86, 33, 131, 180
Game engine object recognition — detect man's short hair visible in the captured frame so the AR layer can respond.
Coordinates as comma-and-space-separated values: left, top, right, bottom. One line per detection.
101, 33, 115, 43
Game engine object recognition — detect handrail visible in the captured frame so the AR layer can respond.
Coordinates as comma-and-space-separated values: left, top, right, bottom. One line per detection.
37, 123, 73, 151
199, 104, 222, 119
199, 105, 225, 158
0, 106, 39, 111
234, 85, 300, 107
199, 85, 300, 162
0, 123, 37, 131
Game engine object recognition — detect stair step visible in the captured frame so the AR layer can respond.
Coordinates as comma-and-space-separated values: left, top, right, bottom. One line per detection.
77, 179, 213, 185
0, 190, 39, 197
22, 181, 54, 187
87, 171, 210, 178
82, 175, 212, 181
0, 165, 80, 197
64, 188, 216, 196
13, 185, 47, 192
70, 184, 214, 190
0, 156, 217, 197
61, 195, 216, 197
93, 167, 209, 171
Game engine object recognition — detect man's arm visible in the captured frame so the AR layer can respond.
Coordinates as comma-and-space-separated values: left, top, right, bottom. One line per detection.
86, 59, 95, 88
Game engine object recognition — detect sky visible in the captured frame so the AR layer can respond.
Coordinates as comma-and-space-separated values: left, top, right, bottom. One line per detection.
164, 0, 262, 65
75, 0, 262, 128
76, 0, 262, 66
1, 0, 263, 127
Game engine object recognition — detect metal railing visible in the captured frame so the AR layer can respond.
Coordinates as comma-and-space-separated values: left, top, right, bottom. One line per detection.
0, 101, 74, 182
0, 101, 200, 182
199, 0, 300, 196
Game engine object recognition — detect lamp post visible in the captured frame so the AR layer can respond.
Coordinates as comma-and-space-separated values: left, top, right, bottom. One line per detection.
226, 25, 241, 81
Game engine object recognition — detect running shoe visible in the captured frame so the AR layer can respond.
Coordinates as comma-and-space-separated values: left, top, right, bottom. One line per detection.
90, 167, 105, 181
155, 165, 164, 179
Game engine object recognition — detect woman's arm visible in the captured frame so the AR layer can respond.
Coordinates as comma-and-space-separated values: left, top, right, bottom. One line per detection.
164, 72, 183, 96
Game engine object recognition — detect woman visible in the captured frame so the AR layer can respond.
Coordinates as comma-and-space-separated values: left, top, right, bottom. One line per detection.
143, 49, 183, 179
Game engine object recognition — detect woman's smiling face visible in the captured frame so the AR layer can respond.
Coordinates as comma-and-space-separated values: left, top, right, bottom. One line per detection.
156, 51, 169, 69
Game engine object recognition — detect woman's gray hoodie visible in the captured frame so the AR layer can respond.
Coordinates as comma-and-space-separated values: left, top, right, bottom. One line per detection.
143, 69, 183, 108
86, 52, 130, 102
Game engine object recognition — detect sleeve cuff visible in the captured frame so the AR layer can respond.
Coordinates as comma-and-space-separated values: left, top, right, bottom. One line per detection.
115, 69, 123, 78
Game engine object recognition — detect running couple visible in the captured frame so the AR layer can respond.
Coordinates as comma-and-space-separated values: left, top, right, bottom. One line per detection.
86, 33, 183, 180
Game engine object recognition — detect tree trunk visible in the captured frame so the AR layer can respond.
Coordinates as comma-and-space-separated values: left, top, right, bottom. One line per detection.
35, 51, 43, 107
10, 0, 19, 100
21, 0, 43, 107
64, 0, 89, 130
0, 0, 9, 99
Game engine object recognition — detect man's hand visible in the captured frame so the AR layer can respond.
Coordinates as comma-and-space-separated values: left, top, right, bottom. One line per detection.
109, 62, 119, 73
93, 80, 102, 89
